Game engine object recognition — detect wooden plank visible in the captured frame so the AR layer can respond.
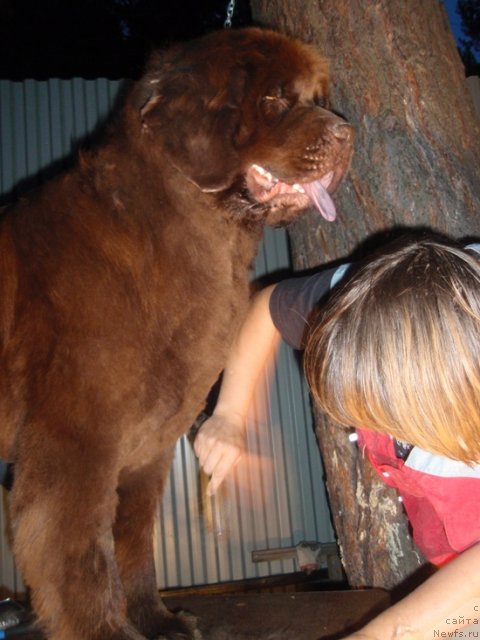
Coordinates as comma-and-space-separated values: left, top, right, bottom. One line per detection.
164, 589, 390, 638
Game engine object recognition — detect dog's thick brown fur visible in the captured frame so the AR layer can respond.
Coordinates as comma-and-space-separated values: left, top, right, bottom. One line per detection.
0, 28, 353, 640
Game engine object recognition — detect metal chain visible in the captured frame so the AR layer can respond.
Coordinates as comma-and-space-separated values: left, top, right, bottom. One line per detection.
224, 0, 236, 28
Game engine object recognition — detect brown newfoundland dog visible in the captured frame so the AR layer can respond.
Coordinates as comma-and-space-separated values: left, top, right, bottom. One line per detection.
0, 28, 353, 640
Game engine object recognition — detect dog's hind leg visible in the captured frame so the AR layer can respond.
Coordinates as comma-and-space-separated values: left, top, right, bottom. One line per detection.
113, 448, 199, 640
10, 436, 147, 640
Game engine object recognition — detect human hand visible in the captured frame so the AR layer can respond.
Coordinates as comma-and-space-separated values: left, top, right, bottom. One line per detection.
193, 413, 246, 495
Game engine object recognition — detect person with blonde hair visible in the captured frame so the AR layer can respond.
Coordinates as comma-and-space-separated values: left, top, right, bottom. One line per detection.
195, 233, 480, 640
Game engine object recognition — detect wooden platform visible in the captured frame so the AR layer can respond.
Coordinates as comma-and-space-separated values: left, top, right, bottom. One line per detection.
12, 588, 389, 639
164, 589, 390, 639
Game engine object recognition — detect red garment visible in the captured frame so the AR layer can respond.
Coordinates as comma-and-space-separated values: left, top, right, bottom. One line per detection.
357, 428, 480, 566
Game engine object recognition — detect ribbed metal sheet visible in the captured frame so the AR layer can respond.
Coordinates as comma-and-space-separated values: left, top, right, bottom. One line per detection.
0, 78, 334, 593
1, 78, 122, 199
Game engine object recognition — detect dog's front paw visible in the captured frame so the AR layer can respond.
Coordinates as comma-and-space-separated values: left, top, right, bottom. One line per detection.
131, 604, 200, 640
155, 610, 202, 640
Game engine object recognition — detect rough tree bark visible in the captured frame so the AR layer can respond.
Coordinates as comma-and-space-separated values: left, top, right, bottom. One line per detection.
249, 0, 480, 589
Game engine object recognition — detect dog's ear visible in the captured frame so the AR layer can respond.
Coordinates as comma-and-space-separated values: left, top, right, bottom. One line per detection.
135, 59, 247, 193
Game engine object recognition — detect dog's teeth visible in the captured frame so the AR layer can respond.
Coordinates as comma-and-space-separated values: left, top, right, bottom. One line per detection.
293, 184, 305, 193
252, 164, 275, 183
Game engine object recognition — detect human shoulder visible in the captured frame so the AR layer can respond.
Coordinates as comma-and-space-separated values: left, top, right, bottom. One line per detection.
269, 263, 352, 349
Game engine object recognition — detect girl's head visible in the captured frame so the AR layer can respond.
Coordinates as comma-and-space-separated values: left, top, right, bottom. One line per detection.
304, 235, 480, 463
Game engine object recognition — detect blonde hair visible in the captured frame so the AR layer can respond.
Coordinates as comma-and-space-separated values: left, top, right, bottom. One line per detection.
304, 236, 480, 464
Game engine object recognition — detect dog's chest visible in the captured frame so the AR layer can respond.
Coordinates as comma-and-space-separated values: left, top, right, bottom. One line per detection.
117, 230, 256, 460
152, 224, 254, 360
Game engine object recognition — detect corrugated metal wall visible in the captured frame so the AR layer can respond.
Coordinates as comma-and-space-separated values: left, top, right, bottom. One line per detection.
0, 78, 335, 593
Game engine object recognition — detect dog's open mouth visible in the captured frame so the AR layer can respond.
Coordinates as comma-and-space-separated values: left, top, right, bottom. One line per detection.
246, 164, 337, 221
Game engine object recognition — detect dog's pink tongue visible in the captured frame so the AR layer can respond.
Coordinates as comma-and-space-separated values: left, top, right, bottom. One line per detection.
303, 179, 336, 222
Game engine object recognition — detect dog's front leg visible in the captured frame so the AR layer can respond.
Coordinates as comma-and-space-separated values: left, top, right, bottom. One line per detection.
10, 439, 146, 640
114, 448, 199, 640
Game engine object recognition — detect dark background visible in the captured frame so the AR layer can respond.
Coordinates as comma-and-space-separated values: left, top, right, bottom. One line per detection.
0, 0, 477, 79
0, 0, 253, 79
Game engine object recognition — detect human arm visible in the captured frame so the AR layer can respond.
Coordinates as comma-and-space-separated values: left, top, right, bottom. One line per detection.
341, 542, 480, 639
194, 284, 281, 495
194, 263, 349, 495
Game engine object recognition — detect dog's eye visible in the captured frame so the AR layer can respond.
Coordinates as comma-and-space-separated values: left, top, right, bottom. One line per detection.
261, 94, 290, 123
262, 95, 290, 108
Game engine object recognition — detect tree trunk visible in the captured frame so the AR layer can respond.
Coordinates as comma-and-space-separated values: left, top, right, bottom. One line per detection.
250, 0, 480, 589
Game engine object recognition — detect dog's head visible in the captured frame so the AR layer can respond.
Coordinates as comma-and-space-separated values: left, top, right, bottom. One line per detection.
130, 28, 354, 226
